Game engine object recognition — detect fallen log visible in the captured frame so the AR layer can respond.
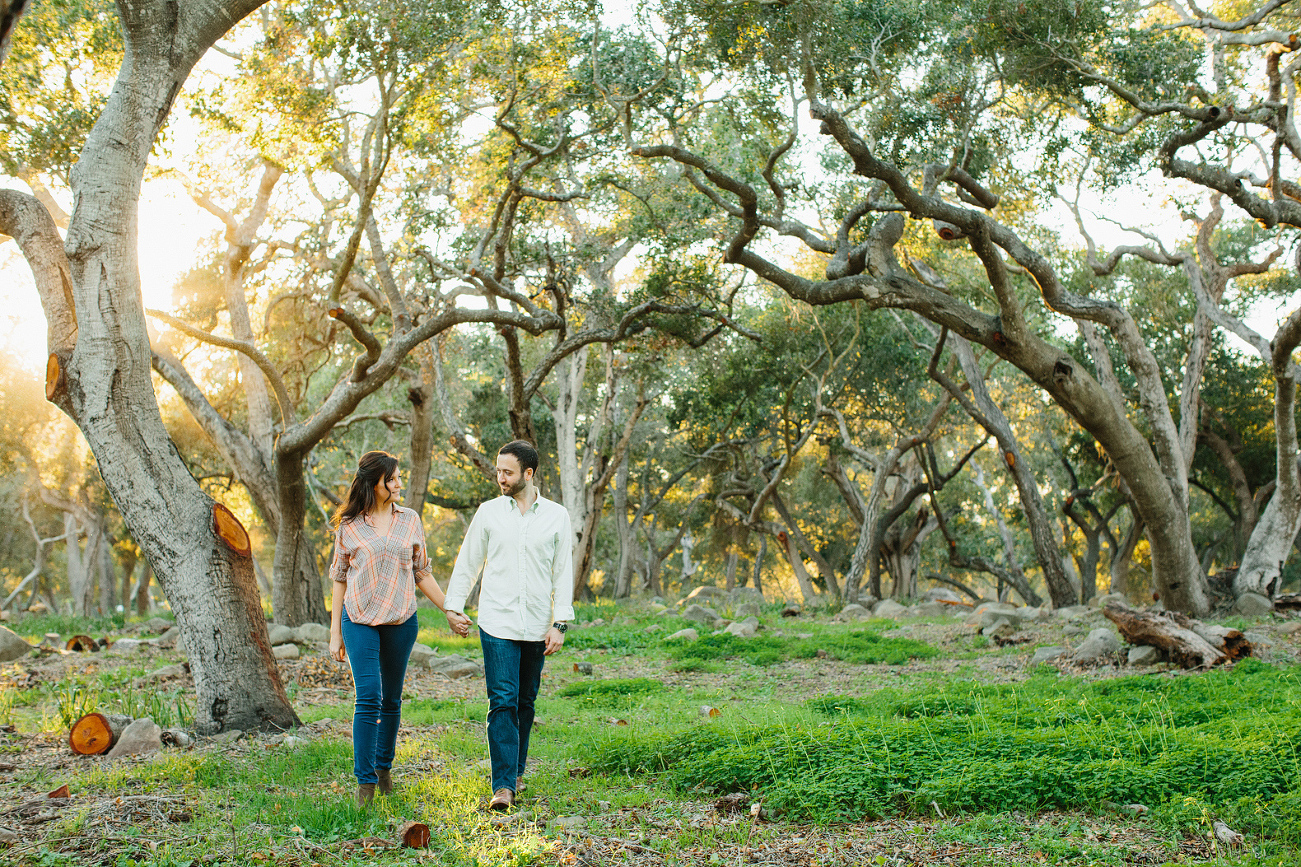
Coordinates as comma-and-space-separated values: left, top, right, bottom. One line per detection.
1103, 603, 1251, 669
69, 712, 133, 755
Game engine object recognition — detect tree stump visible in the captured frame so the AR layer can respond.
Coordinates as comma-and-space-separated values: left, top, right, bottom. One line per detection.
1103, 603, 1251, 669
397, 821, 430, 849
69, 713, 133, 755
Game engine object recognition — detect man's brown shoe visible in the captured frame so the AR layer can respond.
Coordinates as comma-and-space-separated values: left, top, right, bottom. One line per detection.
377, 769, 393, 796
356, 783, 376, 808
488, 788, 514, 812
516, 776, 527, 794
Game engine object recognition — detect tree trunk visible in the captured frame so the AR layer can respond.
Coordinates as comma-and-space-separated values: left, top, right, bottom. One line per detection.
404, 344, 437, 521
771, 491, 840, 600
1235, 331, 1301, 597
64, 512, 92, 616
1, 0, 297, 734
135, 559, 152, 615
612, 458, 635, 598
271, 450, 330, 626
1110, 515, 1144, 599
751, 534, 766, 594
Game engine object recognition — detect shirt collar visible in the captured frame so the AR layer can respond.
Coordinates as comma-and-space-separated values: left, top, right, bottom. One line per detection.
502, 493, 541, 513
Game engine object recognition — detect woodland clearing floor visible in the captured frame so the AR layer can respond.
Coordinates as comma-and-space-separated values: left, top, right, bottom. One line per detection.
2, 604, 1300, 866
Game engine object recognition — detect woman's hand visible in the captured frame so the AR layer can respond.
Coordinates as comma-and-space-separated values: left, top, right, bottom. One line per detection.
445, 610, 471, 637
330, 631, 346, 662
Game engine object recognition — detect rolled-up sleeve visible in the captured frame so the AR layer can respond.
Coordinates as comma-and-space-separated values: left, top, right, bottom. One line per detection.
413, 539, 432, 586
329, 530, 349, 583
444, 504, 489, 613
550, 510, 575, 622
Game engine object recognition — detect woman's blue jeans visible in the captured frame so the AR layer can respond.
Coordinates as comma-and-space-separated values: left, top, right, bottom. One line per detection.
341, 608, 418, 785
479, 628, 546, 794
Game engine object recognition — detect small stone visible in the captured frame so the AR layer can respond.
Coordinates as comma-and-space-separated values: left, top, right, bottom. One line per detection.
795, 632, 813, 639
142, 617, 173, 635
1063, 624, 1084, 637
1281, 621, 1301, 635
665, 628, 699, 642
490, 810, 532, 827
1053, 605, 1091, 620
104, 638, 143, 655
1242, 631, 1270, 647
1235, 593, 1274, 616
1073, 628, 1122, 663
966, 602, 1019, 626
681, 605, 720, 625
872, 599, 909, 620
409, 643, 437, 662
1127, 646, 1159, 666
272, 644, 299, 660
734, 602, 762, 619
107, 717, 163, 758
729, 587, 765, 605
1090, 592, 1127, 609
1030, 646, 1070, 666
981, 617, 1014, 636
281, 735, 305, 748
586, 618, 607, 628
836, 603, 870, 621
211, 730, 244, 745
293, 623, 331, 644
642, 624, 663, 634
136, 664, 187, 685
780, 605, 801, 618
923, 588, 965, 604
266, 624, 296, 646
572, 662, 593, 675
724, 619, 757, 638
549, 816, 587, 833
683, 586, 731, 605
425, 655, 482, 679
650, 597, 666, 606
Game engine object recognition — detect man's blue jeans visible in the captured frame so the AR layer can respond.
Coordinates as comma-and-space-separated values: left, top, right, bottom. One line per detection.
480, 628, 546, 794
341, 608, 418, 786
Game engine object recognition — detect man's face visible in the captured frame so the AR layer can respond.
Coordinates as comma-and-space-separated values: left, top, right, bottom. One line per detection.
496, 453, 531, 496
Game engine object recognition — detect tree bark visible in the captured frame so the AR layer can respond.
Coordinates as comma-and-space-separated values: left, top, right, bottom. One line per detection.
1, 0, 298, 733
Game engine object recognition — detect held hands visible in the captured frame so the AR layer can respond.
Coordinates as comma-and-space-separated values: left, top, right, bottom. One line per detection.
444, 609, 472, 637
544, 626, 565, 656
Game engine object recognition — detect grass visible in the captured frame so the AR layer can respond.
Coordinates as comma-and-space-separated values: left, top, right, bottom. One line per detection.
1, 604, 1298, 865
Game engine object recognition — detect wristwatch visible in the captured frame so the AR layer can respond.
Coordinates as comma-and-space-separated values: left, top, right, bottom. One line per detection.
551, 621, 568, 634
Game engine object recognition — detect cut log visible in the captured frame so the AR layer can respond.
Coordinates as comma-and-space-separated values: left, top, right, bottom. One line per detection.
68, 712, 132, 755
45, 353, 63, 402
397, 820, 431, 849
212, 504, 251, 557
65, 635, 99, 652
1102, 603, 1241, 668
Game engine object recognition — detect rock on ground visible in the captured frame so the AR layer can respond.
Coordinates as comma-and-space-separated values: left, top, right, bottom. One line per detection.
1128, 645, 1160, 666
724, 617, 759, 638
729, 587, 765, 605
681, 586, 730, 606
0, 626, 32, 663
665, 628, 699, 642
107, 717, 163, 758
682, 604, 721, 625
410, 642, 437, 662
266, 624, 296, 646
1090, 592, 1127, 609
1235, 592, 1274, 616
734, 602, 762, 619
294, 623, 331, 644
1073, 628, 1122, 663
424, 655, 482, 679
1030, 646, 1070, 666
272, 644, 300, 660
873, 599, 910, 620
835, 603, 871, 621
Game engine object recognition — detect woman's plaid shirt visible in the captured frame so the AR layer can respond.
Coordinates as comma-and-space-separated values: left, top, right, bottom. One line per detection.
329, 504, 432, 625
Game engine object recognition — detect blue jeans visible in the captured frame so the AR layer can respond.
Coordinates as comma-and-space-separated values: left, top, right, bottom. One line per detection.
480, 628, 546, 794
341, 608, 418, 785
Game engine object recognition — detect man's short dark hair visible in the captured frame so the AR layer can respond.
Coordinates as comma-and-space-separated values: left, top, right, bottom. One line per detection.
498, 440, 540, 474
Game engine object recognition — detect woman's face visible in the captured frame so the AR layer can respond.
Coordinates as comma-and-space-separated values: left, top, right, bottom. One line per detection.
372, 467, 402, 508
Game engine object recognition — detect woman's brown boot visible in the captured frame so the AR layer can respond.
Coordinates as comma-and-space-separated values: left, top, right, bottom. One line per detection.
377, 769, 393, 796
356, 783, 376, 807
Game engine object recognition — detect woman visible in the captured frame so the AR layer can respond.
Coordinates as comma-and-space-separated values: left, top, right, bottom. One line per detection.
328, 450, 471, 807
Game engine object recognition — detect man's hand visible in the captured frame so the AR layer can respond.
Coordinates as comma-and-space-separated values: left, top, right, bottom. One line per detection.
330, 631, 346, 663
445, 609, 472, 637
544, 626, 565, 655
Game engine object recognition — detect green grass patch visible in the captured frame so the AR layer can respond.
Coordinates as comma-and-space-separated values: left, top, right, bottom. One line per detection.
555, 677, 664, 706
590, 662, 1301, 825
669, 629, 937, 667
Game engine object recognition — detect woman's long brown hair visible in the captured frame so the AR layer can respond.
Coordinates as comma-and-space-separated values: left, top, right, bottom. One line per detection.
332, 451, 399, 528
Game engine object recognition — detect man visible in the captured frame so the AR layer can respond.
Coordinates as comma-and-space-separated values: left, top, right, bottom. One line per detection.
444, 439, 574, 811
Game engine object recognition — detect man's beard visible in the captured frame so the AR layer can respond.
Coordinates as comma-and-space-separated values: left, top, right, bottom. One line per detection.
501, 478, 525, 497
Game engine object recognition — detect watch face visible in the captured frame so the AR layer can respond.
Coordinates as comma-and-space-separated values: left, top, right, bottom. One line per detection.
553, 622, 568, 633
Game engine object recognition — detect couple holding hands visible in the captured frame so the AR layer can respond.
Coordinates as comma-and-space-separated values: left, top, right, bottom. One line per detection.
326, 440, 573, 810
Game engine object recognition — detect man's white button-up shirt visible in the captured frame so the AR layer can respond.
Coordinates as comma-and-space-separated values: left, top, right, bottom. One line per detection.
444, 493, 576, 641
